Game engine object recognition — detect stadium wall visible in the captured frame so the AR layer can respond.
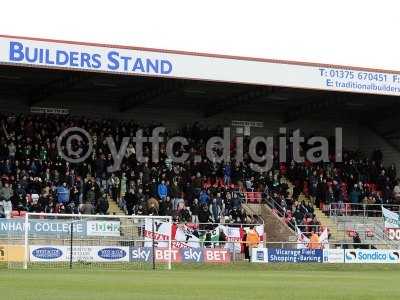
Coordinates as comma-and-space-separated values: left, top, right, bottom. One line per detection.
359, 127, 400, 171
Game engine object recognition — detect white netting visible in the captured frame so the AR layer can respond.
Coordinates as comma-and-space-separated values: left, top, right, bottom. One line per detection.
18, 213, 172, 270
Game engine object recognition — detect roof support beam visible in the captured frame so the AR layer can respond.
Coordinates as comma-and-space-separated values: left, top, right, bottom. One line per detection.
284, 94, 346, 123
360, 102, 399, 125
119, 79, 186, 112
28, 72, 89, 106
203, 87, 273, 118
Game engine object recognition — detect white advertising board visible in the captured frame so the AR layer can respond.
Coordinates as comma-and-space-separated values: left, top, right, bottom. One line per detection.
1, 36, 400, 96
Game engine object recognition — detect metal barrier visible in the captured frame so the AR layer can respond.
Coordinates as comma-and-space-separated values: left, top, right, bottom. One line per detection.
262, 241, 397, 250
233, 191, 264, 204
329, 203, 400, 219
324, 203, 400, 249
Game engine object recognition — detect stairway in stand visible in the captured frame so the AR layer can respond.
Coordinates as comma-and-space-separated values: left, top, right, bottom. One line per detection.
105, 196, 140, 243
107, 196, 125, 215
298, 192, 348, 242
286, 179, 349, 243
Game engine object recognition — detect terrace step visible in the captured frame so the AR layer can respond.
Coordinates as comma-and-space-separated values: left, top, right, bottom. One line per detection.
296, 192, 349, 242
107, 196, 125, 215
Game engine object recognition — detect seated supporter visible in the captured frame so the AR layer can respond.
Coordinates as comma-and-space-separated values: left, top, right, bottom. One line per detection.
1, 112, 395, 240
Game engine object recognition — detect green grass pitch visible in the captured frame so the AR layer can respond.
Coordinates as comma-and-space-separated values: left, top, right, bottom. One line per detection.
1, 264, 399, 300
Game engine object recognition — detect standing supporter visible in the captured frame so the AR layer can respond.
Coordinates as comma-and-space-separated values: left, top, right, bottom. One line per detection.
349, 185, 361, 213
159, 196, 173, 216
394, 181, 400, 204
125, 189, 135, 215
198, 204, 212, 229
190, 198, 200, 223
308, 231, 321, 249
223, 163, 231, 186
79, 200, 95, 215
56, 182, 70, 204
120, 172, 127, 200
97, 193, 109, 215
86, 186, 97, 208
157, 180, 168, 200
199, 189, 209, 206
246, 226, 260, 260
209, 197, 222, 223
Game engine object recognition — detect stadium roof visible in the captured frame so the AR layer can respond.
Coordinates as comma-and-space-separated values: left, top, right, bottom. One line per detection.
0, 65, 398, 121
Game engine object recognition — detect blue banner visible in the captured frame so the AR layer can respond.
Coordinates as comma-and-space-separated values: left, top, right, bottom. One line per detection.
268, 248, 323, 263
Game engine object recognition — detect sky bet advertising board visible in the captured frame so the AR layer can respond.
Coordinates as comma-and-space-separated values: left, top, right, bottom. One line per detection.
130, 247, 231, 263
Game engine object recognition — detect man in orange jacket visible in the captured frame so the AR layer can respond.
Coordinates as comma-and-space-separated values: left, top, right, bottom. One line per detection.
308, 231, 321, 249
246, 225, 260, 260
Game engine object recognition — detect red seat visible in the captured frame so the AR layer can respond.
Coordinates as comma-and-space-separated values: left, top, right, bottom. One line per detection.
347, 229, 356, 237
254, 192, 262, 203
365, 228, 374, 238
246, 192, 256, 203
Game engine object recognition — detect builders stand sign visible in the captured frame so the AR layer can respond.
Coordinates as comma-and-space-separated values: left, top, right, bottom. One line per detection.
130, 247, 231, 263
2, 36, 400, 96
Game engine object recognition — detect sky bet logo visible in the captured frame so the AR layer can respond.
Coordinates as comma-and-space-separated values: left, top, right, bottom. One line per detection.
182, 248, 203, 263
131, 248, 152, 262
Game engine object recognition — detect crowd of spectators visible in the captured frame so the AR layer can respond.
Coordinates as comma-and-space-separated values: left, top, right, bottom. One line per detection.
0, 113, 398, 237
0, 114, 263, 225
253, 147, 399, 236
285, 149, 399, 217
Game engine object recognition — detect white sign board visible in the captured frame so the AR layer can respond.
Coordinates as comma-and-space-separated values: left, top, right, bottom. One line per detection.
30, 245, 129, 262
30, 107, 70, 115
344, 249, 400, 264
86, 221, 120, 237
1, 36, 400, 96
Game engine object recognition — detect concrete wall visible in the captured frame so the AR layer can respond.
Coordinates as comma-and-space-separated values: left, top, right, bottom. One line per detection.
359, 126, 400, 171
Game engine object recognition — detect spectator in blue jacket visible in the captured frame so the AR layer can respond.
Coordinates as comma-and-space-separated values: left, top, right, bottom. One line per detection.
199, 189, 209, 205
57, 182, 70, 204
223, 163, 231, 186
157, 180, 168, 200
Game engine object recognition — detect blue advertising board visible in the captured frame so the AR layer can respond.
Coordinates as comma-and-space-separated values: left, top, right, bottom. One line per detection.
268, 248, 323, 263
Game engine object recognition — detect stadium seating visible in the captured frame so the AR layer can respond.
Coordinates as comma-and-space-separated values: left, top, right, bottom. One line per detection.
0, 112, 398, 242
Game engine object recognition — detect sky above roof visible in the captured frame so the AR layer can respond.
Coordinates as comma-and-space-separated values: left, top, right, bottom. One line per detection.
1, 0, 399, 71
